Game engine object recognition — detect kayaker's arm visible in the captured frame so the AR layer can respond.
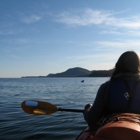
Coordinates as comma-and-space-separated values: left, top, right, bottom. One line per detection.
84, 81, 110, 126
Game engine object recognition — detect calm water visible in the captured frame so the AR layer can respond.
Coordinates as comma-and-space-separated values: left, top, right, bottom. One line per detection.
0, 77, 109, 140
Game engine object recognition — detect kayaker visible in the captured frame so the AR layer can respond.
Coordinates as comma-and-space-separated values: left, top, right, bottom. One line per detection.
84, 51, 140, 131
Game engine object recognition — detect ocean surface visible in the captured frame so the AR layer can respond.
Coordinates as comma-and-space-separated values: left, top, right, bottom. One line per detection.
0, 77, 109, 140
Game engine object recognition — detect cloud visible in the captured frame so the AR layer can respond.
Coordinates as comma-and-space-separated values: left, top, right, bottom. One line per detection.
56, 8, 140, 29
100, 30, 123, 35
110, 15, 140, 29
100, 29, 140, 36
10, 54, 20, 59
56, 8, 110, 26
96, 40, 140, 49
19, 14, 42, 24
0, 31, 13, 35
126, 30, 140, 36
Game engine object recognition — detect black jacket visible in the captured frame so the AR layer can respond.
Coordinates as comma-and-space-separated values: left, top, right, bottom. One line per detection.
84, 73, 140, 126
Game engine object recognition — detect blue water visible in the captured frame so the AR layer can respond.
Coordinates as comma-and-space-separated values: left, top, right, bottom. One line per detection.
0, 77, 109, 140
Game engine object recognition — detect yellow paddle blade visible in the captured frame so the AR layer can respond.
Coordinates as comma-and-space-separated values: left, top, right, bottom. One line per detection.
21, 100, 58, 115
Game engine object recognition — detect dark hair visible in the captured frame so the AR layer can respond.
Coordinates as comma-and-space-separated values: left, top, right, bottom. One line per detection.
111, 51, 140, 79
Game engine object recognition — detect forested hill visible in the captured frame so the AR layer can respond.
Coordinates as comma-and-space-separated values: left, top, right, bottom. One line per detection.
46, 67, 113, 77
21, 67, 113, 78
89, 69, 113, 77
47, 67, 91, 77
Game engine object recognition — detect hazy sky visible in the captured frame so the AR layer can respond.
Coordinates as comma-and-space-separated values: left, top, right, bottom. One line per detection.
1, 0, 140, 77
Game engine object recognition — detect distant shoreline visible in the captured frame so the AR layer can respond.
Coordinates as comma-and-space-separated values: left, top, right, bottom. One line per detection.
21, 67, 113, 78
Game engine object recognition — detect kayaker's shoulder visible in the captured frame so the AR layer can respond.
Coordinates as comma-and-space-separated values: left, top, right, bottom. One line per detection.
100, 80, 111, 89
100, 78, 123, 88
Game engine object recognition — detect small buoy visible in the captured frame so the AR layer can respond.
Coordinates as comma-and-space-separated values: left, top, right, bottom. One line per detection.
81, 80, 84, 83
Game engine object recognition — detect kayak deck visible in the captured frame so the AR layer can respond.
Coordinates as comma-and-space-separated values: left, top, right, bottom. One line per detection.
76, 113, 140, 140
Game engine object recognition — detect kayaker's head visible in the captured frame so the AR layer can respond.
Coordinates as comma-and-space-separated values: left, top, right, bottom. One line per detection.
111, 51, 140, 79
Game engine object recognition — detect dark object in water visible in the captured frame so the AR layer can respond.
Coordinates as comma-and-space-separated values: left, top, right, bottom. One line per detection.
81, 80, 84, 83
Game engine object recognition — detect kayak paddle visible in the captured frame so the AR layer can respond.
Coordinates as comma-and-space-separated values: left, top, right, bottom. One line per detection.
21, 100, 84, 115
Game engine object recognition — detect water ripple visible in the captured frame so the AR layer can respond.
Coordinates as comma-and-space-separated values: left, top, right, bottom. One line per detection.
0, 78, 107, 140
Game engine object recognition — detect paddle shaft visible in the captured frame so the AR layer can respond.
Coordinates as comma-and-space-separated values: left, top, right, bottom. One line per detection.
58, 108, 84, 113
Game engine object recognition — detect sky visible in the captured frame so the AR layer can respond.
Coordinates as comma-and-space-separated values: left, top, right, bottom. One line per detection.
1, 0, 140, 77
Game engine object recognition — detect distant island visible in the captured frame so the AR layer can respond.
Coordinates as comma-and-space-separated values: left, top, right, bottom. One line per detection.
21, 67, 114, 78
